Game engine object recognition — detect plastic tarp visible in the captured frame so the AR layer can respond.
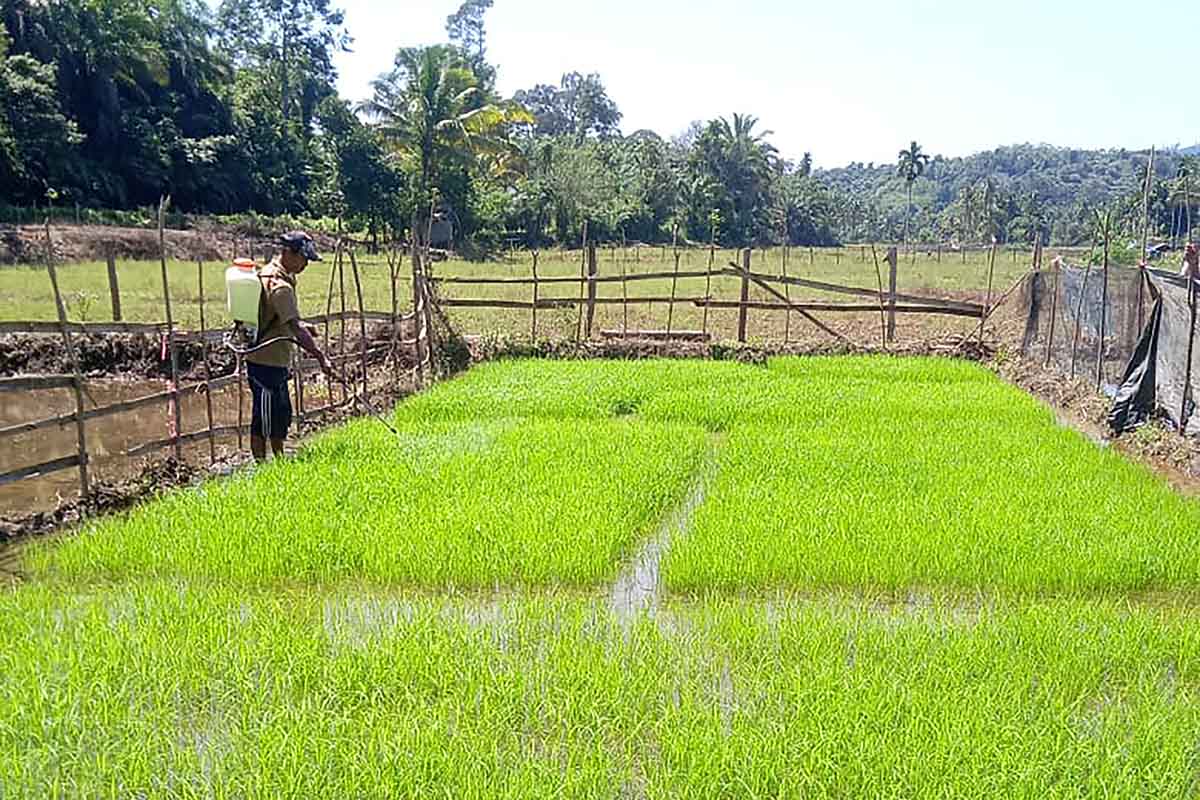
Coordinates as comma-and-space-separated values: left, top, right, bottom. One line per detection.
1108, 269, 1200, 435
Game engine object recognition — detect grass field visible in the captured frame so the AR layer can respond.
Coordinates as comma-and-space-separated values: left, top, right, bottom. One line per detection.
0, 246, 1037, 341
7, 356, 1200, 796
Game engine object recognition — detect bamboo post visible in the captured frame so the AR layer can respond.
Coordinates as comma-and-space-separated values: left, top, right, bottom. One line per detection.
809, 246, 814, 266
411, 247, 426, 387
667, 225, 679, 337
738, 248, 751, 343
337, 245, 348, 401
422, 201, 438, 377
1138, 146, 1156, 333
106, 252, 122, 321
1044, 251, 1061, 368
576, 221, 588, 340
530, 250, 539, 340
1069, 244, 1096, 379
197, 261, 216, 465
871, 244, 888, 348
44, 221, 89, 498
1097, 232, 1110, 389
979, 240, 997, 347
1183, 278, 1198, 433
782, 238, 792, 345
158, 198, 182, 462
703, 226, 716, 338
585, 241, 598, 338
886, 247, 898, 342
388, 236, 402, 390
349, 250, 369, 398
323, 233, 342, 406
620, 242, 629, 337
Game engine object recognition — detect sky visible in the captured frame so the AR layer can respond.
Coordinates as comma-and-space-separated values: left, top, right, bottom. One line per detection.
320, 0, 1197, 168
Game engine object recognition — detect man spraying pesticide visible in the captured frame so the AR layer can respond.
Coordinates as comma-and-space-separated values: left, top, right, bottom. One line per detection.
226, 231, 334, 461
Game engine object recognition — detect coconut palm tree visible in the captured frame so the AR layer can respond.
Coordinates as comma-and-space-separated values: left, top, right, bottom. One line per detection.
896, 140, 930, 250
359, 45, 531, 225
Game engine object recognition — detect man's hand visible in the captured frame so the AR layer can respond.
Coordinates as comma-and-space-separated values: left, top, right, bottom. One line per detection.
302, 322, 320, 339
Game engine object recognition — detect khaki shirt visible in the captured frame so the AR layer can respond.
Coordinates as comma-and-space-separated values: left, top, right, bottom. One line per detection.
247, 259, 300, 368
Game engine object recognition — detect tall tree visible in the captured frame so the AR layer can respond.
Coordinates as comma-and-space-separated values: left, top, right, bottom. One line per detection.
360, 44, 530, 234
217, 0, 348, 126
514, 72, 621, 143
445, 0, 494, 85
896, 139, 929, 248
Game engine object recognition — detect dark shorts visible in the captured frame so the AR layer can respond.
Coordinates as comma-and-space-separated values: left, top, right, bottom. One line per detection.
247, 362, 293, 440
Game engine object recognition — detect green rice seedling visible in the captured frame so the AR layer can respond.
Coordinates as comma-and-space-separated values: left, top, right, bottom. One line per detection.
0, 583, 663, 798
31, 416, 707, 587
4, 584, 1200, 797
647, 594, 1200, 797
666, 403, 1200, 593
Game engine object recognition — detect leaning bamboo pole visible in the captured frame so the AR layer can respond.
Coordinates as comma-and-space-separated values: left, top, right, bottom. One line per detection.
44, 220, 89, 499
197, 261, 216, 464
158, 198, 182, 462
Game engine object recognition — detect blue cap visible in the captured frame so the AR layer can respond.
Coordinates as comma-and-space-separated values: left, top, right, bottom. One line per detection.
279, 231, 321, 261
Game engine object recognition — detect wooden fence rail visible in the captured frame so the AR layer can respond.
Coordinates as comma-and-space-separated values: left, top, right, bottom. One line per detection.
1, 223, 433, 506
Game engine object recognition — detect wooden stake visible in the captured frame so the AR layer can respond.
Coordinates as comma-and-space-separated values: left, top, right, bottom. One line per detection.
870, 244, 888, 348
1183, 278, 1198, 433
1097, 230, 1110, 389
576, 221, 588, 340
197, 261, 216, 465
530, 250, 539, 341
158, 197, 182, 462
585, 241, 598, 339
324, 232, 342, 405
1070, 241, 1097, 379
979, 239, 997, 347
667, 225, 679, 337
337, 245, 348, 400
782, 238, 792, 345
349, 249, 369, 398
738, 248, 751, 343
887, 246, 899, 343
1137, 146, 1156, 333
1044, 250, 1061, 368
44, 220, 89, 499
106, 252, 122, 321
620, 241, 629, 337
703, 225, 715, 338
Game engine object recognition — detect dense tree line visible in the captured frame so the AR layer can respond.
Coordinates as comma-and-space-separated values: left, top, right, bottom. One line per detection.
822, 143, 1196, 248
0, 0, 1186, 252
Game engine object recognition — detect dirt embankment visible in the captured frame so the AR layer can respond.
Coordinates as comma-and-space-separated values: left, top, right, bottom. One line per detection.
0, 322, 407, 380
0, 223, 344, 265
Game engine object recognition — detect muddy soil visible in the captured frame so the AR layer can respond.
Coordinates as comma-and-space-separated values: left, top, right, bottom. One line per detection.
0, 322, 406, 379
468, 330, 994, 365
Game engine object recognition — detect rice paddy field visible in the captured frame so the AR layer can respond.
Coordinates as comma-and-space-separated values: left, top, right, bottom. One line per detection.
7, 355, 1200, 797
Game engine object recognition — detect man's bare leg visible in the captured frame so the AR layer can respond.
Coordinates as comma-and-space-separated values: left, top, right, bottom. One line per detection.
251, 434, 268, 462
270, 438, 286, 458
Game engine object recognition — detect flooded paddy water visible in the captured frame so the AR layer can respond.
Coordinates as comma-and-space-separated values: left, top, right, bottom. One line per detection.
0, 375, 342, 516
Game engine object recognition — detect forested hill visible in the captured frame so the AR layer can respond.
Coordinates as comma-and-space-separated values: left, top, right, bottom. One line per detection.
817, 143, 1188, 245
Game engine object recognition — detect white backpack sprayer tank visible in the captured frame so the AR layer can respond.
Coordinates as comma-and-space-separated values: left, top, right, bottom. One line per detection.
225, 258, 261, 343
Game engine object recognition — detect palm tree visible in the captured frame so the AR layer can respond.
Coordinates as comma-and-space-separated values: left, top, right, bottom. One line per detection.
1171, 156, 1199, 246
896, 140, 929, 251
712, 113, 777, 244
359, 45, 530, 228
